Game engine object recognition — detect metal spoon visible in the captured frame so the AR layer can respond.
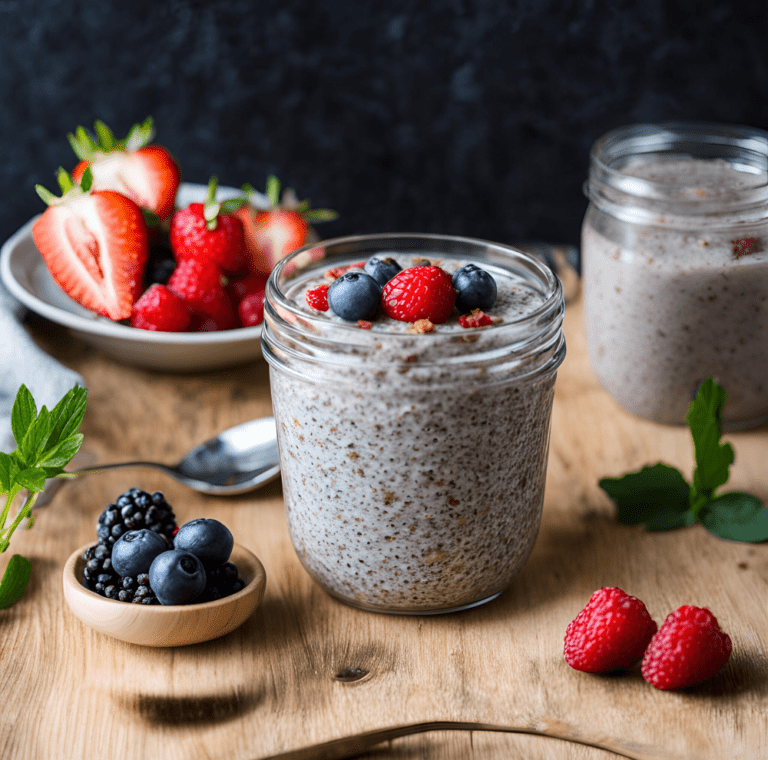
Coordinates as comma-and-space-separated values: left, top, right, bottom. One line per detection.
54, 417, 281, 498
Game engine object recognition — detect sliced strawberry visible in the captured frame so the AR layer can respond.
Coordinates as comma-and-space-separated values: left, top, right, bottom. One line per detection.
32, 168, 148, 321
236, 175, 337, 274
69, 118, 180, 220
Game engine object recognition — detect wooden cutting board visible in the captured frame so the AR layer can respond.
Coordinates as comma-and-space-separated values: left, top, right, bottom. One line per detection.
1, 292, 766, 760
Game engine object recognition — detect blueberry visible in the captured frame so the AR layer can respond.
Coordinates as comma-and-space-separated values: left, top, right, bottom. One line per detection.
327, 271, 382, 321
174, 518, 234, 567
364, 256, 402, 287
452, 264, 497, 313
111, 529, 167, 577
149, 550, 207, 605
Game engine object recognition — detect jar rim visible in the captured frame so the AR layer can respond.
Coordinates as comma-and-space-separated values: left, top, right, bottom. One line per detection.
265, 232, 563, 338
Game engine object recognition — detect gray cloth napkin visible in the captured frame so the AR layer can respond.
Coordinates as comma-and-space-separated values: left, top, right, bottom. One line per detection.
0, 282, 84, 453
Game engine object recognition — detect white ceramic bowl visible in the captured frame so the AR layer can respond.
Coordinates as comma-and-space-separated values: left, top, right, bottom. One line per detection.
0, 184, 263, 372
63, 542, 267, 647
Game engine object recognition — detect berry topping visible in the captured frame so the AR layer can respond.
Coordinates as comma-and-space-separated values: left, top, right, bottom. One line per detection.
641, 605, 732, 690
357, 320, 372, 329
407, 319, 435, 334
130, 284, 191, 332
327, 271, 382, 321
364, 256, 402, 287
237, 290, 266, 327
458, 309, 494, 329
174, 518, 234, 568
564, 587, 658, 673
306, 284, 330, 311
149, 550, 207, 606
170, 176, 246, 274
111, 529, 168, 577
452, 264, 497, 313
381, 265, 456, 324
731, 237, 759, 259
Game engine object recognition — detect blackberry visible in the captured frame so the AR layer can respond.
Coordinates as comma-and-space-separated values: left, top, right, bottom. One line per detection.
117, 573, 159, 604
85, 489, 177, 602
199, 561, 245, 602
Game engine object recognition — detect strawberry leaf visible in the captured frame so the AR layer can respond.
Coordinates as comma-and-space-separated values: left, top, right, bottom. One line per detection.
10, 384, 36, 447
304, 208, 339, 224
94, 119, 116, 151
0, 555, 32, 609
699, 492, 768, 542
266, 175, 281, 206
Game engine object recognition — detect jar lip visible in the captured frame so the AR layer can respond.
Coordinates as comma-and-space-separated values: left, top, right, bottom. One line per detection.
590, 121, 768, 194
265, 232, 563, 340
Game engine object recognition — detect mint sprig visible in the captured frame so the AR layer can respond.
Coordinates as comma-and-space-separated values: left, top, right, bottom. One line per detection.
0, 385, 88, 605
600, 378, 768, 543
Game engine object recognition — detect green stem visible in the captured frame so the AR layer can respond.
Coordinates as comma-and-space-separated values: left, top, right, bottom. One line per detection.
0, 492, 37, 552
0, 486, 22, 534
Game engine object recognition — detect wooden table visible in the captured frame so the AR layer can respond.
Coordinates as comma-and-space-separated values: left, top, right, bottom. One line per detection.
2, 292, 767, 760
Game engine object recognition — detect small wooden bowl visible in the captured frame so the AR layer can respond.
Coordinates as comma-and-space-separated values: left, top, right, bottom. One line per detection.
63, 542, 266, 647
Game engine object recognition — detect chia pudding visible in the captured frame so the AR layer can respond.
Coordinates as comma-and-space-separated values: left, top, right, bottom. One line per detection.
583, 123, 768, 427
262, 234, 565, 614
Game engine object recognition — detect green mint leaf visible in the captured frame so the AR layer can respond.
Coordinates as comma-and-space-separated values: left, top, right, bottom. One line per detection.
14, 468, 48, 493
46, 386, 88, 451
687, 378, 734, 511
0, 555, 32, 609
19, 407, 52, 465
0, 452, 11, 493
10, 385, 36, 447
699, 492, 768, 543
600, 463, 692, 529
36, 434, 83, 471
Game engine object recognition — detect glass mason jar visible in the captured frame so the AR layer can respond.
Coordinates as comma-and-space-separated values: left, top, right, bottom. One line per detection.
582, 122, 768, 428
262, 233, 566, 614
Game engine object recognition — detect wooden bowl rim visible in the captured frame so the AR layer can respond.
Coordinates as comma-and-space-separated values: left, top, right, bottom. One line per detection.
63, 541, 266, 615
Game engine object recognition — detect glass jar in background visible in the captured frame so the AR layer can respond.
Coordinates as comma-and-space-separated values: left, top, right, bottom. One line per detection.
262, 234, 565, 614
582, 122, 768, 428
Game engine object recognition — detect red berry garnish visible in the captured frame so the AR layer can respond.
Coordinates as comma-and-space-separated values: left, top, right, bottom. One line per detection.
357, 320, 372, 329
458, 309, 494, 328
641, 605, 732, 690
238, 291, 266, 327
129, 284, 191, 332
731, 237, 759, 259
564, 587, 658, 673
306, 284, 330, 311
381, 266, 456, 324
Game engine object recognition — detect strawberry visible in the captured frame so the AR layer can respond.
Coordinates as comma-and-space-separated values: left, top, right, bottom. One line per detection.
169, 176, 246, 274
641, 605, 732, 690
69, 117, 180, 220
237, 291, 266, 327
564, 587, 658, 673
167, 256, 236, 329
32, 167, 148, 321
236, 175, 338, 274
130, 284, 190, 332
381, 265, 456, 324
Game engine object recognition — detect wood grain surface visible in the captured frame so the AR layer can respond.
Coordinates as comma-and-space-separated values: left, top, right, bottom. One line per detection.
1, 293, 767, 760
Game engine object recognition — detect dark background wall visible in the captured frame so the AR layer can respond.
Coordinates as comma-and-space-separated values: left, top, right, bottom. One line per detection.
1, 0, 767, 250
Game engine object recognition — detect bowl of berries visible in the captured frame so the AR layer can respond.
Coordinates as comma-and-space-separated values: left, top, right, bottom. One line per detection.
62, 488, 266, 647
0, 118, 337, 371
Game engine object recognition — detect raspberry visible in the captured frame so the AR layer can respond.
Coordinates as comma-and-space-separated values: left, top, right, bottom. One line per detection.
129, 285, 191, 332
641, 605, 732, 690
564, 587, 658, 673
306, 284, 330, 311
731, 237, 759, 259
357, 320, 372, 329
381, 266, 456, 324
458, 309, 494, 328
238, 291, 266, 327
